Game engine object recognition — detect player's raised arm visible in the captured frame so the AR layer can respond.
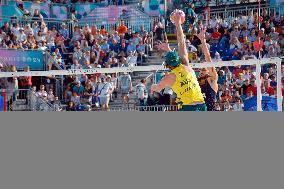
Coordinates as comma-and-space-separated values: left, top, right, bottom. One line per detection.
196, 27, 218, 81
172, 10, 189, 67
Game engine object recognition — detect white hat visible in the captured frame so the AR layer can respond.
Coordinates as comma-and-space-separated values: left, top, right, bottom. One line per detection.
97, 65, 101, 68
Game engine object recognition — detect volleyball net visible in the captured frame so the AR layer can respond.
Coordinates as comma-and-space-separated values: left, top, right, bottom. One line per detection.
0, 58, 282, 111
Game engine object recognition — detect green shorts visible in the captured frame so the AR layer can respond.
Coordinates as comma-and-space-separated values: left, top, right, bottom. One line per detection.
178, 104, 207, 111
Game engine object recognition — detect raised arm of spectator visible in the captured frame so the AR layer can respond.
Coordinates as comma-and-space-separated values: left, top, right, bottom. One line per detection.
172, 11, 189, 67
196, 27, 218, 81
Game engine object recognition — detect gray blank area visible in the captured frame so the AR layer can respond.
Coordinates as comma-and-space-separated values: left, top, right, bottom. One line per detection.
0, 113, 283, 189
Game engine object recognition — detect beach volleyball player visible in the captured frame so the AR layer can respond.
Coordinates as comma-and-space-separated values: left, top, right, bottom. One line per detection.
151, 10, 206, 111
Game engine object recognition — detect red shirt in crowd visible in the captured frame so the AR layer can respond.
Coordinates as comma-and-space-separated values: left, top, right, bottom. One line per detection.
265, 86, 275, 96
212, 32, 221, 40
20, 76, 32, 87
247, 86, 257, 96
253, 40, 264, 52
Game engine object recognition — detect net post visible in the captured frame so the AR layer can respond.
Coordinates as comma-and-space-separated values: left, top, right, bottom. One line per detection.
276, 59, 282, 111
256, 63, 262, 111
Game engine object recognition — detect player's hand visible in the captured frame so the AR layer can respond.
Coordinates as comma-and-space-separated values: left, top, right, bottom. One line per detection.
196, 26, 206, 43
157, 43, 172, 52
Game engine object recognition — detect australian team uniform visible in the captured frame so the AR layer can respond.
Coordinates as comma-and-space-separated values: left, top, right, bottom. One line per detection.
170, 64, 206, 111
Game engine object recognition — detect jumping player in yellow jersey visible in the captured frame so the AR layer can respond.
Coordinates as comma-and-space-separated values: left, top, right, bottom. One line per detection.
151, 11, 206, 111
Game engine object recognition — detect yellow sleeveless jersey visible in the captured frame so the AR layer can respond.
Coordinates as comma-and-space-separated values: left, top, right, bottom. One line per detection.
170, 65, 205, 106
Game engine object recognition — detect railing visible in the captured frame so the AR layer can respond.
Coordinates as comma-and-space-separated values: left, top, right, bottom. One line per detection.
59, 104, 179, 111
33, 96, 55, 111
0, 89, 31, 111
210, 5, 279, 20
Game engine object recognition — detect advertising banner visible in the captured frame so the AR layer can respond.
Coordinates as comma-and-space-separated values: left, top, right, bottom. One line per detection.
0, 49, 45, 70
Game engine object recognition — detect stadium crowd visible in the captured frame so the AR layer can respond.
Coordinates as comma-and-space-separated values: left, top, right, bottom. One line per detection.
182, 8, 284, 111
0, 11, 155, 110
0, 3, 284, 111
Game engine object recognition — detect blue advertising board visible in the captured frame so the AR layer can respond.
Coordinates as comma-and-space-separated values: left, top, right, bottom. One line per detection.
0, 49, 45, 70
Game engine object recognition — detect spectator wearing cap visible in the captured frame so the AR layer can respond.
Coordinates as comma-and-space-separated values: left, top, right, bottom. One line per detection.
269, 27, 279, 41
18, 28, 27, 44
213, 52, 222, 62
217, 70, 227, 85
73, 45, 84, 63
48, 52, 58, 70
113, 31, 121, 42
59, 23, 69, 39
72, 81, 85, 96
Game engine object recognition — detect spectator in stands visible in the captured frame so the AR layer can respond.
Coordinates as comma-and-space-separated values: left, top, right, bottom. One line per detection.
35, 85, 48, 100
118, 72, 132, 108
240, 78, 250, 96
72, 81, 84, 96
82, 80, 94, 105
47, 89, 55, 103
126, 51, 137, 67
117, 20, 128, 35
97, 76, 113, 111
247, 79, 257, 96
71, 90, 82, 106
187, 3, 196, 25
135, 78, 147, 107
19, 66, 32, 104
66, 101, 76, 111
1, 22, 10, 34
154, 22, 167, 42
232, 98, 244, 111
31, 9, 43, 24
